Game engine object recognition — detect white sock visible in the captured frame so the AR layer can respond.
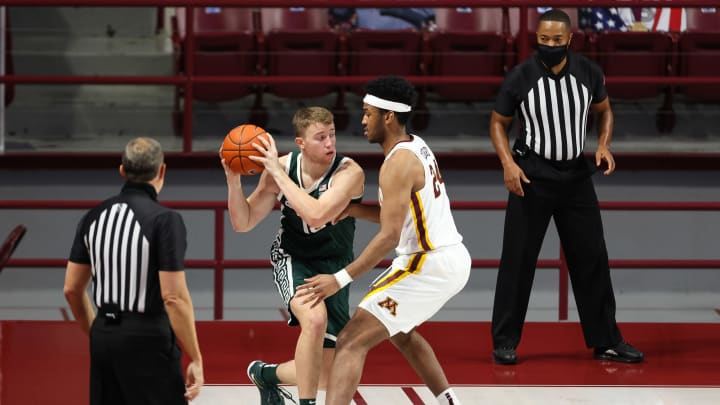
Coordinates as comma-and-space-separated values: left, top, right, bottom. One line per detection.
436, 387, 461, 405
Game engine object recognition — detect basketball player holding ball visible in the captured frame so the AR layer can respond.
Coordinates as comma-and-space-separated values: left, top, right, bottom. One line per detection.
220, 107, 364, 405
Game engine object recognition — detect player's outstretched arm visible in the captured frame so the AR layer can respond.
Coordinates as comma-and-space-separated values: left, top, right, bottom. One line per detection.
344, 202, 381, 224
332, 201, 381, 225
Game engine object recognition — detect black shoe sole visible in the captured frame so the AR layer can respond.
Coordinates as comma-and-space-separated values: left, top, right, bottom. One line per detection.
593, 354, 644, 363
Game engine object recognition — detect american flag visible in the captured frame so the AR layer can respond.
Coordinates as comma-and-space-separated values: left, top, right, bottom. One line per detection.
578, 7, 686, 32
578, 8, 629, 31
651, 8, 687, 32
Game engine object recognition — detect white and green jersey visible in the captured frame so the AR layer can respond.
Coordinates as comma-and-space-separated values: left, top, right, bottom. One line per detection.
276, 151, 362, 260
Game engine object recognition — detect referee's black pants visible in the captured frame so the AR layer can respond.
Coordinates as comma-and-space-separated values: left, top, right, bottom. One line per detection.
90, 312, 187, 405
491, 155, 623, 350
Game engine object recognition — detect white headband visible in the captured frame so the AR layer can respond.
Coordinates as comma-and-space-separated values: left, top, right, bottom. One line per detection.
363, 94, 412, 113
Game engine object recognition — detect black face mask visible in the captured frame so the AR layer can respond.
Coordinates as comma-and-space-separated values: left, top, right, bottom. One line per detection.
537, 44, 568, 68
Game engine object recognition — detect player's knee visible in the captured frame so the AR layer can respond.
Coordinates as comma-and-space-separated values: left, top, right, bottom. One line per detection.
335, 330, 352, 352
390, 331, 411, 348
302, 310, 328, 336
335, 328, 365, 354
390, 330, 418, 352
300, 311, 327, 336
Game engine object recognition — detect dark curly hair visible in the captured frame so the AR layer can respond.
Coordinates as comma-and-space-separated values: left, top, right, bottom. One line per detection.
364, 76, 416, 126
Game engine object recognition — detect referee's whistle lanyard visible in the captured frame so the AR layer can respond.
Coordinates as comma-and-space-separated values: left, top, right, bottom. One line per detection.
537, 44, 568, 69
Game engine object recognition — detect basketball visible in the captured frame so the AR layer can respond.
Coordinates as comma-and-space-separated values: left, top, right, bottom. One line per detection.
221, 124, 269, 175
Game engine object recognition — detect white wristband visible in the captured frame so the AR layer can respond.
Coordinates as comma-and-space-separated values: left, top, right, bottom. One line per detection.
333, 268, 353, 289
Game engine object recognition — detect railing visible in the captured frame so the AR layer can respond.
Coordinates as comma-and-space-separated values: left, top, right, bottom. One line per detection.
0, 0, 719, 167
2, 199, 719, 320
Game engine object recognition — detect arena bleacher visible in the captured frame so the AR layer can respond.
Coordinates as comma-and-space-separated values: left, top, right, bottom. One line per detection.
1, 4, 719, 160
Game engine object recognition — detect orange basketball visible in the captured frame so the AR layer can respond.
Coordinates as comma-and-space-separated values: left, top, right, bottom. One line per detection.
221, 124, 269, 175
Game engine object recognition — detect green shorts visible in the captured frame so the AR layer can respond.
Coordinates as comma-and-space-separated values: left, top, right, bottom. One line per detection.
271, 242, 351, 348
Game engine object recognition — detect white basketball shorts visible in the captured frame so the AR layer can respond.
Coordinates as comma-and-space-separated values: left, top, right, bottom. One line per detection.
358, 243, 471, 336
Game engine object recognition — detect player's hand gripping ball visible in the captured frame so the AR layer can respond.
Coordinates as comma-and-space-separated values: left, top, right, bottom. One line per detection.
221, 124, 269, 175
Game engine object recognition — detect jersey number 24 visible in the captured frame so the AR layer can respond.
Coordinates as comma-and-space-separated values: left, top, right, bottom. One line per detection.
429, 159, 444, 198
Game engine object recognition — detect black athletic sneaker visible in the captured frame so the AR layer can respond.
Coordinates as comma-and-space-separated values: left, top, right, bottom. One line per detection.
594, 341, 644, 363
247, 360, 296, 405
492, 346, 518, 365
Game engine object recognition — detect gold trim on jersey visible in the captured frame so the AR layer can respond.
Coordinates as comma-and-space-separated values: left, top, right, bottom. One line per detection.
410, 191, 434, 251
361, 253, 427, 302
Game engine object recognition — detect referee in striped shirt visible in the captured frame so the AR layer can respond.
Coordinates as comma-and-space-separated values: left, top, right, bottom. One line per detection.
64, 137, 204, 404
489, 9, 643, 365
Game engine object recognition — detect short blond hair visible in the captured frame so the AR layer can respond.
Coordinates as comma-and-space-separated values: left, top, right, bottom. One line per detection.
292, 107, 334, 138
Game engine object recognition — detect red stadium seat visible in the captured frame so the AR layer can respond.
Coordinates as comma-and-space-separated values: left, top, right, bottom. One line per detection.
345, 29, 424, 93
595, 32, 674, 99
429, 7, 512, 101
261, 6, 328, 31
595, 31, 675, 131
686, 7, 720, 32
260, 8, 339, 99
171, 7, 263, 131
257, 7, 346, 128
436, 6, 509, 33
678, 32, 720, 101
677, 8, 720, 101
173, 7, 259, 101
345, 29, 429, 130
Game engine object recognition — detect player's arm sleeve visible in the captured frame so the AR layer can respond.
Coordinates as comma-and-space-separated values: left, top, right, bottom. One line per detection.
493, 69, 521, 117
68, 214, 91, 264
156, 211, 187, 271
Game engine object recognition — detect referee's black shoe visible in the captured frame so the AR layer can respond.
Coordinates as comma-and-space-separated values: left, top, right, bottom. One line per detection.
492, 347, 517, 365
593, 341, 644, 363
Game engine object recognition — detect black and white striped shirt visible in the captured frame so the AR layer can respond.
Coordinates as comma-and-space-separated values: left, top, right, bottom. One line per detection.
69, 183, 186, 315
494, 51, 607, 161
